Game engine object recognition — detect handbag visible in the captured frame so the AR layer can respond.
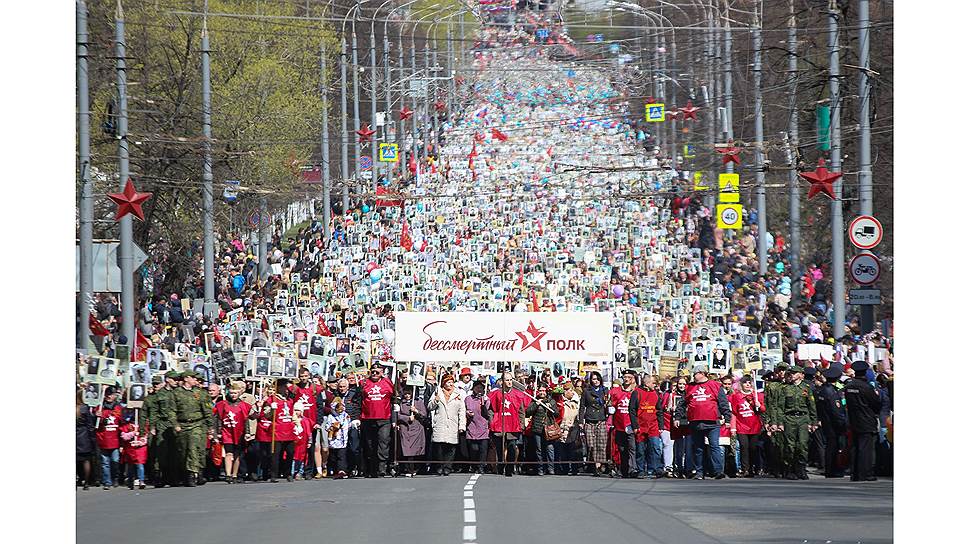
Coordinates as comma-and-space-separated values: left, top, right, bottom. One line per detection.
544, 420, 563, 442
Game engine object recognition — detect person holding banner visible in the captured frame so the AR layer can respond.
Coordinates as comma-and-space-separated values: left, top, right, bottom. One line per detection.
94, 387, 123, 489
393, 388, 427, 478
464, 380, 492, 474
674, 367, 731, 480
428, 374, 467, 476
488, 372, 527, 477
360, 365, 396, 478
213, 381, 251, 484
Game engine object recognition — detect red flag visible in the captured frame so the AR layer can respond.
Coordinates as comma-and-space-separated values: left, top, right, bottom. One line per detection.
531, 290, 539, 312
316, 315, 332, 337
375, 186, 403, 208
408, 152, 417, 176
491, 128, 508, 142
89, 313, 110, 337
474, 132, 485, 144
133, 329, 153, 361
518, 261, 525, 286
468, 142, 478, 170
400, 220, 413, 251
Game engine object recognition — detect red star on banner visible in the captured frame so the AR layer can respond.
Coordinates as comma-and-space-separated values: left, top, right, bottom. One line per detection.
434, 101, 446, 112
107, 178, 152, 222
680, 100, 699, 120
716, 139, 742, 166
356, 124, 376, 144
799, 158, 842, 200
399, 107, 414, 121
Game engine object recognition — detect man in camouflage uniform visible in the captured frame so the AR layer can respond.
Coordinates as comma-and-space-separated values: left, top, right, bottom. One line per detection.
142, 373, 175, 487
776, 365, 819, 480
169, 370, 214, 486
763, 362, 788, 477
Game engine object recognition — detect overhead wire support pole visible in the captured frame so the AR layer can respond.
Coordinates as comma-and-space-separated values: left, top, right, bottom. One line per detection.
78, 0, 93, 350
829, 0, 846, 338
857, 0, 875, 333
786, 0, 802, 290
753, 8, 767, 276
201, 4, 215, 305
115, 0, 135, 350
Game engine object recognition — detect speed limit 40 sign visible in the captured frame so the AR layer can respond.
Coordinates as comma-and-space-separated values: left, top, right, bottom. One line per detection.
716, 204, 743, 230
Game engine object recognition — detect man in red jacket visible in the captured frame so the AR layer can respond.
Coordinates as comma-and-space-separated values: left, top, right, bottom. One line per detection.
94, 387, 124, 489
630, 374, 662, 478
360, 365, 396, 477
488, 371, 527, 477
730, 375, 766, 477
608, 369, 638, 478
674, 367, 732, 479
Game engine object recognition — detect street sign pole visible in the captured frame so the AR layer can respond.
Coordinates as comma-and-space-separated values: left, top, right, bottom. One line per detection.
201, 8, 215, 304
828, 2, 846, 338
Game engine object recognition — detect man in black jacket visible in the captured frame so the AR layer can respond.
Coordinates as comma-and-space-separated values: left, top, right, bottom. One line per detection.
816, 364, 848, 478
844, 361, 882, 481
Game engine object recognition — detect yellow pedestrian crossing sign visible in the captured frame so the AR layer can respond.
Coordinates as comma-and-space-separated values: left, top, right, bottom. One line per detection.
693, 172, 709, 190
717, 204, 743, 230
379, 143, 399, 162
645, 103, 665, 122
718, 173, 740, 203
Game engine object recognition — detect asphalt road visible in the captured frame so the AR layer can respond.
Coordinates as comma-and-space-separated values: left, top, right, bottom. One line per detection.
77, 474, 892, 544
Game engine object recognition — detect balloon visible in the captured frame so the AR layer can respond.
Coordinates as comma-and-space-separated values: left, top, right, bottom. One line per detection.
362, 204, 370, 213
382, 329, 395, 345
365, 262, 378, 274
416, 202, 424, 212
369, 268, 383, 283
612, 284, 625, 298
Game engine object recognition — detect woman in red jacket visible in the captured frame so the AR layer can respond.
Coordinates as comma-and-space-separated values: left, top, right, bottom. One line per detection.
659, 377, 693, 478
291, 402, 313, 479
94, 387, 124, 489
730, 375, 766, 477
120, 414, 148, 489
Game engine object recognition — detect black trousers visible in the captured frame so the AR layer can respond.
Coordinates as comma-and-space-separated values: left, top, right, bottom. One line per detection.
270, 441, 294, 479
737, 433, 760, 474
615, 430, 637, 477
433, 442, 457, 472
467, 438, 488, 471
850, 431, 877, 481
490, 432, 519, 475
256, 441, 273, 480
823, 429, 846, 476
330, 447, 348, 474
361, 419, 391, 476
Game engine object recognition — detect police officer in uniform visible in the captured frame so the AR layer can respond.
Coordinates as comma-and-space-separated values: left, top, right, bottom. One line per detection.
169, 370, 214, 486
142, 373, 175, 487
844, 361, 882, 481
777, 366, 818, 479
815, 363, 847, 478
804, 367, 826, 471
763, 363, 788, 477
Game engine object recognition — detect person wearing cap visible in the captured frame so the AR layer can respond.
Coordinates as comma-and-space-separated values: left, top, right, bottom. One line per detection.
776, 365, 818, 480
94, 386, 124, 489
729, 375, 766, 477
142, 373, 175, 487
464, 379, 492, 475
673, 366, 731, 480
213, 381, 251, 484
457, 366, 475, 395
488, 371, 527, 477
816, 363, 848, 478
360, 365, 396, 478
608, 369, 639, 478
844, 361, 882, 481
170, 370, 215, 486
763, 363, 789, 478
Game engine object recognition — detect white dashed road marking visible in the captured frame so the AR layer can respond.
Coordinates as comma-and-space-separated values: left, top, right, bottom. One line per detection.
463, 474, 478, 542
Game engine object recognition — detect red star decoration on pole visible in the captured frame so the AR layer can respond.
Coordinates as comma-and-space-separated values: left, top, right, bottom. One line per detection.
680, 100, 699, 121
399, 107, 413, 121
434, 101, 447, 112
107, 178, 152, 222
799, 158, 842, 200
356, 124, 376, 144
716, 139, 742, 166
665, 107, 681, 121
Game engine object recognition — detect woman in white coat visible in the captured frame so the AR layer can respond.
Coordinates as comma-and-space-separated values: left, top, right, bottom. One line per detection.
427, 374, 466, 476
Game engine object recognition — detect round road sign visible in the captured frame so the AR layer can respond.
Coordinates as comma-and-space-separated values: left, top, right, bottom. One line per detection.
848, 215, 883, 250
719, 206, 741, 228
849, 253, 880, 285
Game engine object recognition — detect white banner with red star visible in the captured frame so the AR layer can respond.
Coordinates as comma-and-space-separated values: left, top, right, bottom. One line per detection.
393, 312, 613, 362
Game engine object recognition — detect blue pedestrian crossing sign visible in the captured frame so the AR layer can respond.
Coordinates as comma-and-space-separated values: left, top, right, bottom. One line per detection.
379, 143, 399, 162
645, 103, 665, 122
359, 156, 373, 170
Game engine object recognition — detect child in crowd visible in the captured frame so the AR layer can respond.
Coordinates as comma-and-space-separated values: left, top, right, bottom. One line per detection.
291, 402, 312, 480
323, 399, 350, 479
120, 413, 148, 490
